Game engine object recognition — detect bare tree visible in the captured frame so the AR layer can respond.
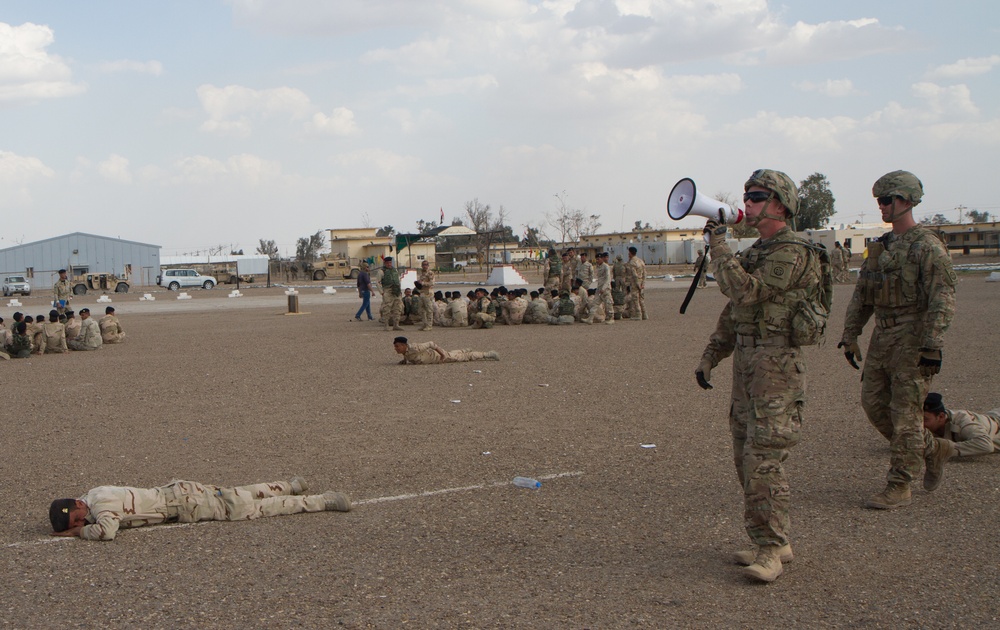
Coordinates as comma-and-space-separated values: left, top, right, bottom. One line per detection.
546, 191, 575, 244
571, 211, 601, 240
465, 198, 493, 264
256, 239, 280, 261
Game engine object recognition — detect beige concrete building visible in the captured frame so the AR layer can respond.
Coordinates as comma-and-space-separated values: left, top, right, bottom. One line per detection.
327, 228, 436, 269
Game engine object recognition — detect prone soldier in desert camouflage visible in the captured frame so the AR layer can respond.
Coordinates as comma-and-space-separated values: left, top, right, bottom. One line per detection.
839, 171, 957, 510
697, 168, 829, 583
393, 337, 498, 364
49, 477, 351, 541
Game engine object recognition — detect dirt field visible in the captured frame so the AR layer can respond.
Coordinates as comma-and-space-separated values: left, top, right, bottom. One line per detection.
2, 272, 998, 628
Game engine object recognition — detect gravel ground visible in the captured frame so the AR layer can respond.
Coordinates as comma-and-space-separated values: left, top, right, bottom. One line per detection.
2, 272, 998, 628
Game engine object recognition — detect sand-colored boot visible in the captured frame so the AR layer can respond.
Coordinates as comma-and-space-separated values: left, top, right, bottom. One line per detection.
924, 438, 957, 491
323, 491, 352, 512
743, 545, 784, 583
865, 482, 912, 509
733, 543, 794, 567
289, 476, 309, 495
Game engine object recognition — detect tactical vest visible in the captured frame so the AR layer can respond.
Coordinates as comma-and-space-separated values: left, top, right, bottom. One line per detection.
732, 229, 831, 345
382, 268, 401, 296
557, 298, 576, 316
857, 226, 938, 312
549, 258, 562, 276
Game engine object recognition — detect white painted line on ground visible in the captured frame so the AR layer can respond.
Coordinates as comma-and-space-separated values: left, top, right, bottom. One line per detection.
4, 471, 584, 550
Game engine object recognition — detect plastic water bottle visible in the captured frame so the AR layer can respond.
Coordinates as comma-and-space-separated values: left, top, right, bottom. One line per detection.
513, 476, 541, 489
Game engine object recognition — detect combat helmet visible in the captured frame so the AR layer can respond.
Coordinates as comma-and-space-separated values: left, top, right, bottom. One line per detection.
872, 170, 923, 206
745, 169, 799, 216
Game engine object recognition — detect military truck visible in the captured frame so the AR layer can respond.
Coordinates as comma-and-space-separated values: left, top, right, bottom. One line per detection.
209, 262, 254, 285
72, 272, 129, 295
308, 254, 361, 281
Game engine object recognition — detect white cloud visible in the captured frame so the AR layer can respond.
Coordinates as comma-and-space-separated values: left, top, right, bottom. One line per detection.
0, 22, 85, 102
726, 111, 858, 151
926, 55, 1000, 80
97, 59, 164, 75
309, 107, 360, 135
867, 82, 979, 126
197, 84, 314, 135
0, 150, 54, 204
395, 74, 499, 98
794, 78, 856, 97
362, 37, 453, 71
98, 154, 132, 184
329, 148, 422, 185
171, 154, 282, 186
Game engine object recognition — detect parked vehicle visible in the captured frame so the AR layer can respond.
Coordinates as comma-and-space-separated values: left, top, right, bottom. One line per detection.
72, 272, 129, 295
307, 254, 361, 281
156, 268, 216, 290
2, 275, 31, 296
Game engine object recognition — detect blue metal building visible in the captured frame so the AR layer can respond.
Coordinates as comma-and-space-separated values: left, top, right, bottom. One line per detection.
0, 232, 161, 288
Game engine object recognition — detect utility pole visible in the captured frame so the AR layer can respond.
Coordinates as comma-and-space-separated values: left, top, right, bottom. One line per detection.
956, 205, 967, 224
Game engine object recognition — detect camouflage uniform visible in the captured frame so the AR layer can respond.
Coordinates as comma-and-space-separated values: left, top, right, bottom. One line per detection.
445, 299, 468, 327
548, 295, 576, 325
68, 317, 102, 351
524, 297, 549, 324
503, 295, 527, 325
694, 251, 709, 288
65, 317, 81, 341
76, 480, 333, 541
612, 256, 626, 286
43, 321, 68, 353
53, 278, 73, 313
576, 258, 594, 291
561, 255, 577, 293
611, 283, 626, 320
7, 329, 32, 358
842, 225, 956, 487
417, 267, 436, 330
99, 314, 126, 344
700, 169, 824, 551
930, 407, 1000, 457
544, 255, 562, 292
472, 296, 496, 328
401, 341, 494, 364
380, 265, 403, 329
626, 254, 647, 319
594, 259, 614, 324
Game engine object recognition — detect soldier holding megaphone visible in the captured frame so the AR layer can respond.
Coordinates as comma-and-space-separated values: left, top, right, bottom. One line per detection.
688, 168, 829, 584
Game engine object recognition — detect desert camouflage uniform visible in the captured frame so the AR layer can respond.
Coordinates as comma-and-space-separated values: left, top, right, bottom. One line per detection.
576, 259, 594, 291
28, 323, 45, 355
626, 255, 647, 319
77, 480, 329, 541
611, 284, 626, 320
594, 260, 614, 324
584, 294, 606, 323
445, 299, 468, 327
6, 330, 32, 358
831, 247, 846, 284
701, 225, 824, 548
504, 295, 527, 325
544, 257, 562, 292
68, 317, 103, 351
694, 252, 709, 288
401, 341, 493, 364
472, 296, 496, 328
612, 257, 626, 286
434, 300, 448, 327
65, 318, 81, 341
53, 278, 73, 313
43, 321, 68, 353
561, 256, 577, 293
930, 407, 1000, 457
524, 297, 549, 324
418, 267, 436, 330
99, 314, 126, 344
842, 226, 957, 486
380, 266, 403, 327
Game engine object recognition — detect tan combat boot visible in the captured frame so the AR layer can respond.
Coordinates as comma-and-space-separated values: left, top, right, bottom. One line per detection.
865, 482, 912, 509
924, 438, 958, 491
733, 543, 794, 567
289, 476, 309, 495
323, 491, 352, 512
743, 545, 784, 582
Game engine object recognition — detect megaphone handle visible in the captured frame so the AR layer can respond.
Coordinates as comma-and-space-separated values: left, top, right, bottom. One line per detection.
679, 252, 709, 315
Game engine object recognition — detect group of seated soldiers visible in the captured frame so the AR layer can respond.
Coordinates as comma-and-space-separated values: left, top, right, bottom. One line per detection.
1, 305, 125, 359
398, 280, 639, 329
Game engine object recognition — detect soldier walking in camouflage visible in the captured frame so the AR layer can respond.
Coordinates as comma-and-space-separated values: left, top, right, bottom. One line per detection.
625, 246, 647, 320
697, 169, 828, 583
49, 477, 351, 541
417, 260, 436, 331
839, 171, 957, 510
379, 257, 404, 331
393, 337, 499, 364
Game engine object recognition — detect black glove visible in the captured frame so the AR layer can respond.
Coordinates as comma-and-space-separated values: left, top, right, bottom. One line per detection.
918, 349, 942, 377
695, 358, 713, 390
837, 340, 862, 370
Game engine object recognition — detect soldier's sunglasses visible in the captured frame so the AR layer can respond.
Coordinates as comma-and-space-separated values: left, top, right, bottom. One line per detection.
876, 195, 899, 206
742, 191, 772, 203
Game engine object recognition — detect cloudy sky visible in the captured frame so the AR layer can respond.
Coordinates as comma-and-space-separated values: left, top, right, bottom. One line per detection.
1, 0, 998, 256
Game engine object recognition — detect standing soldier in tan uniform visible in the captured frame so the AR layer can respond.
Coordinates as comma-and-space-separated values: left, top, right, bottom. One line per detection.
592, 252, 614, 325
832, 242, 847, 283
839, 171, 957, 509
417, 260, 436, 331
697, 169, 829, 583
543, 248, 562, 293
393, 337, 499, 364
99, 306, 126, 344
53, 269, 73, 314
560, 249, 576, 293
379, 257, 404, 331
625, 246, 647, 320
576, 252, 594, 292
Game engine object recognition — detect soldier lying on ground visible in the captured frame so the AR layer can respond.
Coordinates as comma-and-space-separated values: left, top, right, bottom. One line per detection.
923, 392, 1000, 458
393, 336, 499, 364
49, 477, 351, 541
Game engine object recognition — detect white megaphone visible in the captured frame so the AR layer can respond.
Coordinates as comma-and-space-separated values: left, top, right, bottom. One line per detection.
667, 178, 743, 225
